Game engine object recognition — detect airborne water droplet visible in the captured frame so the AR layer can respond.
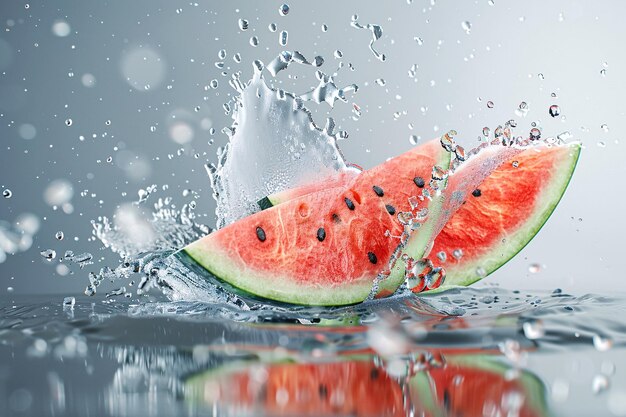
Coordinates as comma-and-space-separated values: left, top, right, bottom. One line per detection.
549, 104, 560, 117
278, 4, 289, 16
279, 30, 288, 46
249, 36, 259, 47
487, 101, 494, 108
238, 18, 249, 31
409, 135, 418, 145
55, 231, 64, 240
40, 249, 56, 260
528, 263, 541, 273
461, 21, 472, 34
65, 118, 73, 126
2, 189, 12, 198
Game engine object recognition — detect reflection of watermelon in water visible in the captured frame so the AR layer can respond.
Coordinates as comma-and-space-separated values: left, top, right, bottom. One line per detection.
186, 361, 406, 417
182, 137, 580, 305
184, 355, 548, 417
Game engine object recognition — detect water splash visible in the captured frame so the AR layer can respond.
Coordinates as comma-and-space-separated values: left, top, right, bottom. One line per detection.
208, 60, 355, 228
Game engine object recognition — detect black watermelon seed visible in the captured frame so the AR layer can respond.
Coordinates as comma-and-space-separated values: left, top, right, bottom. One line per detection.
255, 226, 266, 242
344, 197, 355, 210
367, 251, 378, 264
472, 188, 482, 197
316, 227, 326, 242
413, 176, 426, 188
318, 384, 328, 399
332, 213, 341, 223
372, 185, 384, 197
385, 204, 396, 215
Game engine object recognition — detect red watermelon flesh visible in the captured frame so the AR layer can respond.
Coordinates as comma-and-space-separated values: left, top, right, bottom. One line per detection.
410, 355, 548, 417
430, 142, 581, 289
183, 138, 451, 306
185, 361, 406, 417
254, 141, 580, 297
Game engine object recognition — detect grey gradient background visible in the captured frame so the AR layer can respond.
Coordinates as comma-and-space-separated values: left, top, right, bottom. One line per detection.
0, 0, 624, 296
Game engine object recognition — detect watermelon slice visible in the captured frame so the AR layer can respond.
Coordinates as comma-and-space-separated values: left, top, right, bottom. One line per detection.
254, 141, 581, 296
183, 139, 452, 306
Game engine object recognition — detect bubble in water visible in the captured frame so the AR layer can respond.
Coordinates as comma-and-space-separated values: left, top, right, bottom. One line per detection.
522, 320, 545, 339
279, 30, 288, 46
249, 36, 259, 47
2, 189, 12, 198
278, 4, 289, 16
593, 334, 613, 351
528, 263, 541, 273
65, 118, 73, 126
461, 21, 472, 34
238, 18, 249, 31
55, 231, 64, 240
44, 179, 73, 207
51, 20, 71, 37
549, 105, 560, 117
409, 135, 418, 145
487, 101, 494, 108
40, 249, 56, 261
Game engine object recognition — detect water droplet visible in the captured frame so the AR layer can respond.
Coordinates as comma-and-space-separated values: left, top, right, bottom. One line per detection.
600, 68, 607, 77
279, 30, 288, 46
601, 123, 609, 132
218, 49, 226, 60
249, 36, 259, 47
414, 37, 424, 46
40, 249, 56, 261
487, 101, 494, 108
278, 4, 289, 16
549, 104, 560, 117
461, 21, 472, 34
592, 375, 610, 394
593, 335, 613, 351
65, 118, 73, 126
321, 24, 328, 32
268, 23, 277, 32
2, 189, 12, 198
522, 320, 545, 339
482, 126, 490, 137
528, 263, 541, 273
597, 141, 606, 148
55, 231, 64, 240
452, 249, 463, 260
529, 127, 541, 140
238, 18, 249, 31
63, 296, 75, 307
409, 135, 419, 145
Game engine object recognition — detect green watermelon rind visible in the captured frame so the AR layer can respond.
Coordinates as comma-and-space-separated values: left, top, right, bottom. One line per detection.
435, 143, 581, 291
184, 242, 375, 306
